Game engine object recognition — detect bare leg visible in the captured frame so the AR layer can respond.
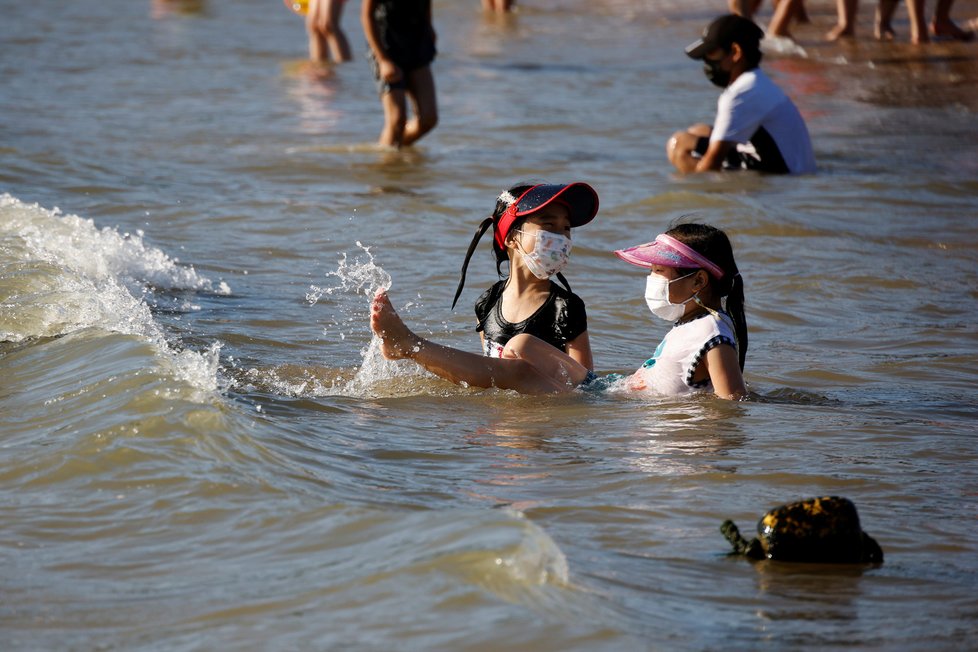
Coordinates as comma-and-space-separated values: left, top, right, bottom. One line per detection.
370, 291, 582, 394
908, 0, 929, 43
768, 0, 802, 37
826, 0, 859, 40
730, 0, 764, 18
306, 0, 351, 63
482, 0, 515, 12
378, 88, 408, 148
931, 0, 975, 39
400, 66, 438, 147
876, 0, 898, 40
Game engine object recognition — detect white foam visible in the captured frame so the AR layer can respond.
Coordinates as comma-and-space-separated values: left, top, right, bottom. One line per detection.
761, 35, 808, 58
0, 193, 225, 393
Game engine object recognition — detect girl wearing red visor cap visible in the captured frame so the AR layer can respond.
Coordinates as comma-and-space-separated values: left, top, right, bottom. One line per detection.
452, 182, 598, 371
371, 223, 747, 399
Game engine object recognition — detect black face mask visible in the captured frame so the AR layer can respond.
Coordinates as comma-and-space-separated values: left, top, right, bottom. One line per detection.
703, 57, 730, 88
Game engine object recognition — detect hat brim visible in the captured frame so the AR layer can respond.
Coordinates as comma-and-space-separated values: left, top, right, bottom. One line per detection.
514, 183, 599, 228
614, 240, 695, 269
685, 37, 713, 59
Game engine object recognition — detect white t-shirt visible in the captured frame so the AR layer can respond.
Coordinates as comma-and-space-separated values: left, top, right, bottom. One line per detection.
711, 68, 816, 175
628, 312, 738, 396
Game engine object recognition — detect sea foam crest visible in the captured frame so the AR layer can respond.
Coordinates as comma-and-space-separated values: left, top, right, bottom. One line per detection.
0, 194, 224, 392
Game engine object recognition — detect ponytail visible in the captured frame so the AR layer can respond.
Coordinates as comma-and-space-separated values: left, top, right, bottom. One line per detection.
726, 272, 748, 370
452, 217, 494, 309
451, 183, 536, 310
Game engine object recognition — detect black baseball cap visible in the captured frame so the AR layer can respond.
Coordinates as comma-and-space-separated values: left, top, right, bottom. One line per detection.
685, 14, 764, 60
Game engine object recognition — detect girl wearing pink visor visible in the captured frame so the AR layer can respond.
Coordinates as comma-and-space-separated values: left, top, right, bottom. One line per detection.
452, 182, 599, 371
613, 223, 747, 399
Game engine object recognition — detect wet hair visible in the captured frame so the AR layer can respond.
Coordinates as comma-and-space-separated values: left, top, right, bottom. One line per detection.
451, 183, 572, 309
667, 222, 748, 370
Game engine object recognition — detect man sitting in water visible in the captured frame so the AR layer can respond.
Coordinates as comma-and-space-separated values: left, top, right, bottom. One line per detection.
666, 14, 816, 175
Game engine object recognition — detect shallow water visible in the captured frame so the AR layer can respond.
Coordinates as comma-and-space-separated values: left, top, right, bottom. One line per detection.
2, 0, 978, 649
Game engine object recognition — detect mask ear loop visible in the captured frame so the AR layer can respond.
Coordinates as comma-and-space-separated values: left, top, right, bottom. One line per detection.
452, 217, 494, 310
691, 271, 739, 355
555, 271, 572, 293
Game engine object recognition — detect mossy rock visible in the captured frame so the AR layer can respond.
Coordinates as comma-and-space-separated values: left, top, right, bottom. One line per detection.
721, 496, 883, 564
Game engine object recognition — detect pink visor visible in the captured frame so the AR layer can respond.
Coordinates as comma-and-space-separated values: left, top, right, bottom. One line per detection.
614, 233, 725, 279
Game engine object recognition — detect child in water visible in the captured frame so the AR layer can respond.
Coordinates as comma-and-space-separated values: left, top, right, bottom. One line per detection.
452, 182, 599, 371
362, 0, 438, 148
371, 223, 748, 399
613, 223, 747, 398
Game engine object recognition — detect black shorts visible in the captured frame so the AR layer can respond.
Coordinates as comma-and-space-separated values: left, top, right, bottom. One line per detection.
696, 135, 789, 174
367, 48, 435, 95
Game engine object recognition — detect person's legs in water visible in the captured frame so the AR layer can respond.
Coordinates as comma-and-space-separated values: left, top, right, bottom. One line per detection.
378, 87, 408, 147
931, 0, 975, 40
876, 0, 898, 40
400, 66, 438, 147
307, 0, 352, 63
768, 0, 804, 37
826, 0, 858, 40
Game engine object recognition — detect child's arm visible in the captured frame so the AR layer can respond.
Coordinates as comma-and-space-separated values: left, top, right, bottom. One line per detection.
702, 344, 747, 399
565, 330, 594, 371
361, 0, 401, 84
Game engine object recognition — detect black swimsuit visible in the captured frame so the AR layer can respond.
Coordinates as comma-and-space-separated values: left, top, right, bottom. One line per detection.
474, 280, 588, 357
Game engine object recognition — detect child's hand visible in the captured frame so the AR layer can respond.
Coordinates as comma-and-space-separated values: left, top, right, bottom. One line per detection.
625, 371, 647, 391
378, 58, 402, 84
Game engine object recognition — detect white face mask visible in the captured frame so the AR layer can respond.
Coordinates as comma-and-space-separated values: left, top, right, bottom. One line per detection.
645, 271, 697, 322
515, 230, 572, 280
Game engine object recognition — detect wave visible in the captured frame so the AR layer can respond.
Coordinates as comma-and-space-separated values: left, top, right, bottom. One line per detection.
0, 193, 229, 392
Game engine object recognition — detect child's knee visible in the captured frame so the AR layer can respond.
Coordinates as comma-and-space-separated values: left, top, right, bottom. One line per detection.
500, 333, 536, 359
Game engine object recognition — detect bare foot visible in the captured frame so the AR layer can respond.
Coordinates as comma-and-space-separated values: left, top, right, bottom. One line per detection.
910, 29, 930, 44
875, 15, 896, 41
370, 290, 423, 360
875, 25, 896, 40
931, 19, 976, 41
825, 23, 855, 41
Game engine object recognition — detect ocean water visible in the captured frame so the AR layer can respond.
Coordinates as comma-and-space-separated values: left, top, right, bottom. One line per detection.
2, 0, 978, 649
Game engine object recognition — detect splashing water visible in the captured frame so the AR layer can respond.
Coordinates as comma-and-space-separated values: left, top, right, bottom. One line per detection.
306, 241, 391, 307
295, 243, 422, 396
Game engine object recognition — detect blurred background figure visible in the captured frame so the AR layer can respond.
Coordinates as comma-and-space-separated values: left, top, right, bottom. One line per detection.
307, 0, 352, 63
730, 0, 810, 38
482, 0, 516, 13
151, 0, 205, 19
362, 0, 438, 147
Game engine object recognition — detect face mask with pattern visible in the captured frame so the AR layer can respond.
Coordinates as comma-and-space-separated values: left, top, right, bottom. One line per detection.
515, 230, 572, 279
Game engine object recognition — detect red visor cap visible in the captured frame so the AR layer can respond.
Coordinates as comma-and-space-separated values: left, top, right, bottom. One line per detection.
494, 183, 599, 249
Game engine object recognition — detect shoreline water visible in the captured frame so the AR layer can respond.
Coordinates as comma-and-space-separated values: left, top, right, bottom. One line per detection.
2, 1, 978, 649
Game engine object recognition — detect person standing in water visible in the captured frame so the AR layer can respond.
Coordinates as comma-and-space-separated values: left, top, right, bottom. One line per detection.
875, 0, 974, 42
482, 0, 515, 13
667, 14, 816, 175
371, 223, 748, 400
730, 0, 811, 39
452, 183, 598, 370
306, 0, 352, 63
362, 0, 438, 148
